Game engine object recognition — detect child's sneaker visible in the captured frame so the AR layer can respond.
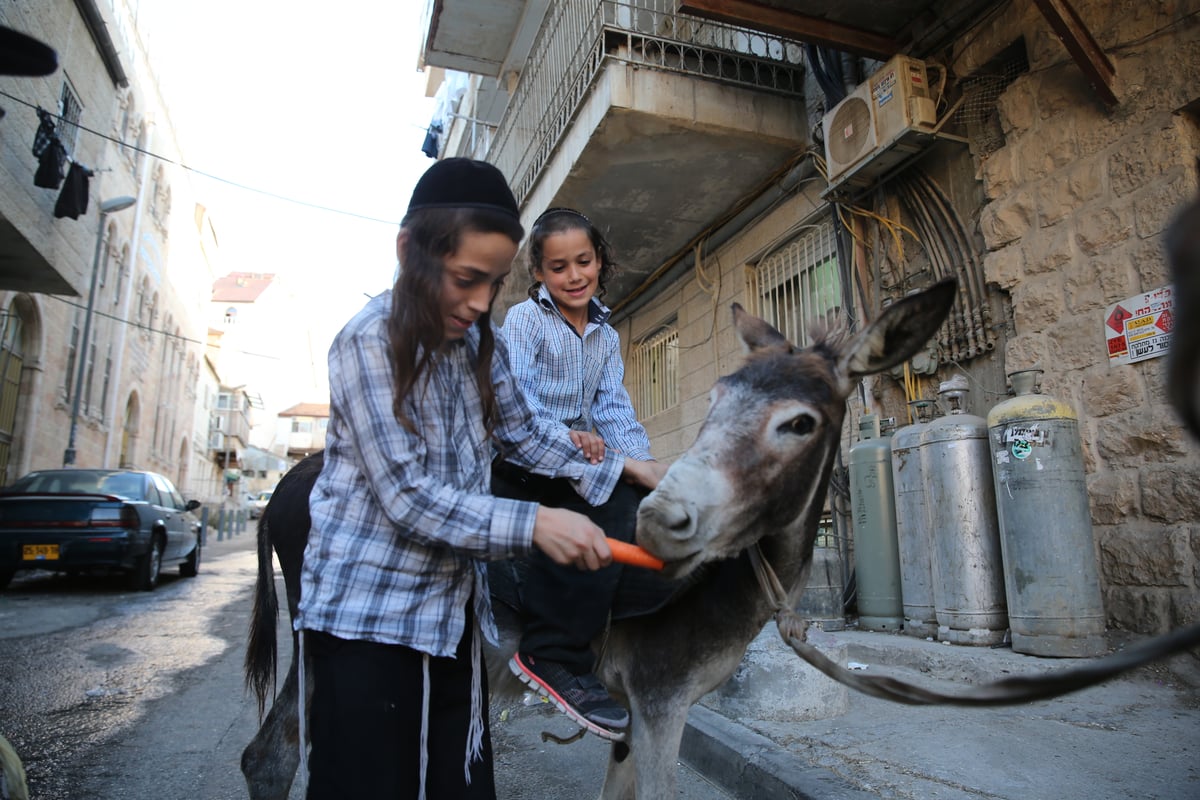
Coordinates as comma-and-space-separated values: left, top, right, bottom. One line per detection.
509, 652, 629, 741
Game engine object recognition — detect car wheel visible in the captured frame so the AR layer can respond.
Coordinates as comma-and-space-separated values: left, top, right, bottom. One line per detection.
0, 569, 13, 590
131, 535, 163, 591
180, 537, 201, 578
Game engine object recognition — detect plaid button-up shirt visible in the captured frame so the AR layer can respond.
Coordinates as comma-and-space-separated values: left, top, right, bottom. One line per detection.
296, 291, 623, 654
501, 286, 652, 460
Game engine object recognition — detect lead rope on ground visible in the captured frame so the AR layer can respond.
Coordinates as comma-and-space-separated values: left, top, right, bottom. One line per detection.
748, 544, 1200, 707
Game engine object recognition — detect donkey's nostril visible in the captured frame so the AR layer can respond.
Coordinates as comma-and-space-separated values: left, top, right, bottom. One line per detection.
666, 510, 691, 532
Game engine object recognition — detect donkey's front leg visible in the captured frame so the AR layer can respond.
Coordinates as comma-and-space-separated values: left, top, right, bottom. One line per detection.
600, 695, 692, 799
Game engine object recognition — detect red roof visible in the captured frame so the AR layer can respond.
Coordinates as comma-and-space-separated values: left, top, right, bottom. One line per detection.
278, 402, 330, 418
212, 272, 276, 302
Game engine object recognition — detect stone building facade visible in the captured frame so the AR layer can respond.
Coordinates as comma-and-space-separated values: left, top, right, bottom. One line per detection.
0, 0, 222, 500
965, 2, 1200, 633
431, 0, 1198, 636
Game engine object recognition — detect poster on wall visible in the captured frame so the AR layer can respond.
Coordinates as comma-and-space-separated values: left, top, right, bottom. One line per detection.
1104, 285, 1173, 365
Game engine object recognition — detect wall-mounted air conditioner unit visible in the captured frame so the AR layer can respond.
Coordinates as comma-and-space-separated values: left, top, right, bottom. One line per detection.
822, 54, 938, 194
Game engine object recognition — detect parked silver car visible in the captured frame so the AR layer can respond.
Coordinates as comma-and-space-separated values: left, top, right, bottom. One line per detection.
249, 490, 273, 520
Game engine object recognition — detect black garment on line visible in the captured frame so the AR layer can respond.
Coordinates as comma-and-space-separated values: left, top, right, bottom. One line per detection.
54, 161, 92, 219
34, 137, 66, 189
31, 107, 56, 157
421, 121, 442, 159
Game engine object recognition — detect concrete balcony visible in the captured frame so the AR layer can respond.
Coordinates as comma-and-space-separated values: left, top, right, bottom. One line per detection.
427, 0, 811, 309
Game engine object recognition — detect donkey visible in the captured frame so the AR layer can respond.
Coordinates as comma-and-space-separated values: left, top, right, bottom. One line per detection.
239, 278, 957, 798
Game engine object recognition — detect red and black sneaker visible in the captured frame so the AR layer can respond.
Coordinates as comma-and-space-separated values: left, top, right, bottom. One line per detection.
509, 652, 629, 741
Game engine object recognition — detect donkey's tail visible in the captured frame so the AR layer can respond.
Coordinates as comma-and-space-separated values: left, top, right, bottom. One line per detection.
244, 512, 279, 720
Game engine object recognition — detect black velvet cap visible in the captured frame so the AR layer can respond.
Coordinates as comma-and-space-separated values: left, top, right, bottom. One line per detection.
406, 157, 520, 220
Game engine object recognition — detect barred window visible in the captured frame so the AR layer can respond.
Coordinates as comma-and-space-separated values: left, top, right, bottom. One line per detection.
58, 81, 83, 154
628, 324, 678, 418
751, 222, 841, 346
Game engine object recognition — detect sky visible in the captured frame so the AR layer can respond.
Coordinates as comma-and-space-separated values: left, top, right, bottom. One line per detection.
133, 1, 439, 424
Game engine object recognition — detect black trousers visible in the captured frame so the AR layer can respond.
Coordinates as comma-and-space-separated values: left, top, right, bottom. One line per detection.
491, 461, 644, 674
304, 623, 495, 799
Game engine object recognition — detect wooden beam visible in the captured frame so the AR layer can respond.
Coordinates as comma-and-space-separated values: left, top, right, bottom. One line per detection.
1032, 0, 1118, 106
679, 0, 901, 61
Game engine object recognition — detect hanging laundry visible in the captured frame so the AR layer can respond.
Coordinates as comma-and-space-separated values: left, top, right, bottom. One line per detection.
54, 161, 92, 219
34, 136, 66, 189
421, 121, 442, 159
32, 107, 56, 157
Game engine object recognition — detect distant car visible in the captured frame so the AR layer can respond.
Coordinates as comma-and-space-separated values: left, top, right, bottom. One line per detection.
249, 490, 273, 520
0, 469, 203, 591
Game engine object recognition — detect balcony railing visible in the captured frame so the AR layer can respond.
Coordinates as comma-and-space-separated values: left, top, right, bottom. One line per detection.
483, 0, 807, 204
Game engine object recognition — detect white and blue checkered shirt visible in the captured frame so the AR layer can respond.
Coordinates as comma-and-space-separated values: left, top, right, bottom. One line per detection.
295, 291, 623, 654
501, 286, 652, 460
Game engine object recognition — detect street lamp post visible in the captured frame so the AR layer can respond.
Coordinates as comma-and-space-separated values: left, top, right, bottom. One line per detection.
63, 195, 137, 467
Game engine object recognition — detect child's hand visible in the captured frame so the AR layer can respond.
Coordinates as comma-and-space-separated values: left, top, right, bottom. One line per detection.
569, 430, 606, 464
532, 505, 613, 570
621, 458, 669, 490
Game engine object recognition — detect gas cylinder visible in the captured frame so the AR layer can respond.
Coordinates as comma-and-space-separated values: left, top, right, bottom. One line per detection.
987, 369, 1106, 657
848, 414, 903, 631
926, 377, 1008, 646
797, 542, 846, 632
890, 399, 938, 638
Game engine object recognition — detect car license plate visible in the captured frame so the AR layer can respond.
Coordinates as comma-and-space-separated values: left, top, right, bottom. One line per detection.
23, 544, 59, 561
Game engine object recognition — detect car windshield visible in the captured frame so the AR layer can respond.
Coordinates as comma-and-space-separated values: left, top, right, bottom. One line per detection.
8, 471, 146, 500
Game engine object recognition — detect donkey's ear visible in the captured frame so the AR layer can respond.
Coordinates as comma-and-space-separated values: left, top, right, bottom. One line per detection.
732, 302, 794, 354
840, 278, 957, 378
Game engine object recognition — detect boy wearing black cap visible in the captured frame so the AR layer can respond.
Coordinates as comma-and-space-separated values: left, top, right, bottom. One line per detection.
294, 158, 663, 799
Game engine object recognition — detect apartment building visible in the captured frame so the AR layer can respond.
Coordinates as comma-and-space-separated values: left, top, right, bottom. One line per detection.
0, 1, 220, 498
421, 0, 1199, 635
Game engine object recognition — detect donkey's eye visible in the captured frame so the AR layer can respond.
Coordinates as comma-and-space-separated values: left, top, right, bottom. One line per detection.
781, 414, 816, 436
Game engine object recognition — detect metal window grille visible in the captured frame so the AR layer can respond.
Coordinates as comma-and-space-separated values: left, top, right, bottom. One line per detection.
58, 81, 83, 154
65, 310, 80, 401
101, 344, 113, 422
752, 223, 841, 346
628, 325, 678, 418
83, 339, 97, 415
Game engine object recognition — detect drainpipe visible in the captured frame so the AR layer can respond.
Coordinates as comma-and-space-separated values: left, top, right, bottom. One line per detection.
613, 157, 820, 321
102, 119, 154, 468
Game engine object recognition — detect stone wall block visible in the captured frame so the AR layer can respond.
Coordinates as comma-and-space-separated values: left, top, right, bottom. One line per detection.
1074, 204, 1132, 256
1098, 524, 1189, 586
1094, 407, 1193, 468
995, 76, 1036, 135
1109, 122, 1182, 197
1102, 586, 1171, 635
1087, 469, 1137, 523
982, 244, 1024, 290
1192, 525, 1200, 587
978, 149, 1017, 200
1081, 364, 1144, 417
1044, 314, 1100, 371
1132, 239, 1171, 296
1140, 464, 1200, 523
1134, 172, 1192, 240
1025, 224, 1074, 275
979, 191, 1035, 249
1063, 262, 1105, 314
1004, 334, 1048, 374
1012, 275, 1065, 332
1141, 357, 1172, 407
1071, 249, 1137, 307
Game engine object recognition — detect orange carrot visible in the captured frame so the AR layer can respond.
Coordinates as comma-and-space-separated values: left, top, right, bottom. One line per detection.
606, 538, 664, 571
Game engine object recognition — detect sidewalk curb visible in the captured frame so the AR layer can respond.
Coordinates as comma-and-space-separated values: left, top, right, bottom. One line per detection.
681, 705, 872, 800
